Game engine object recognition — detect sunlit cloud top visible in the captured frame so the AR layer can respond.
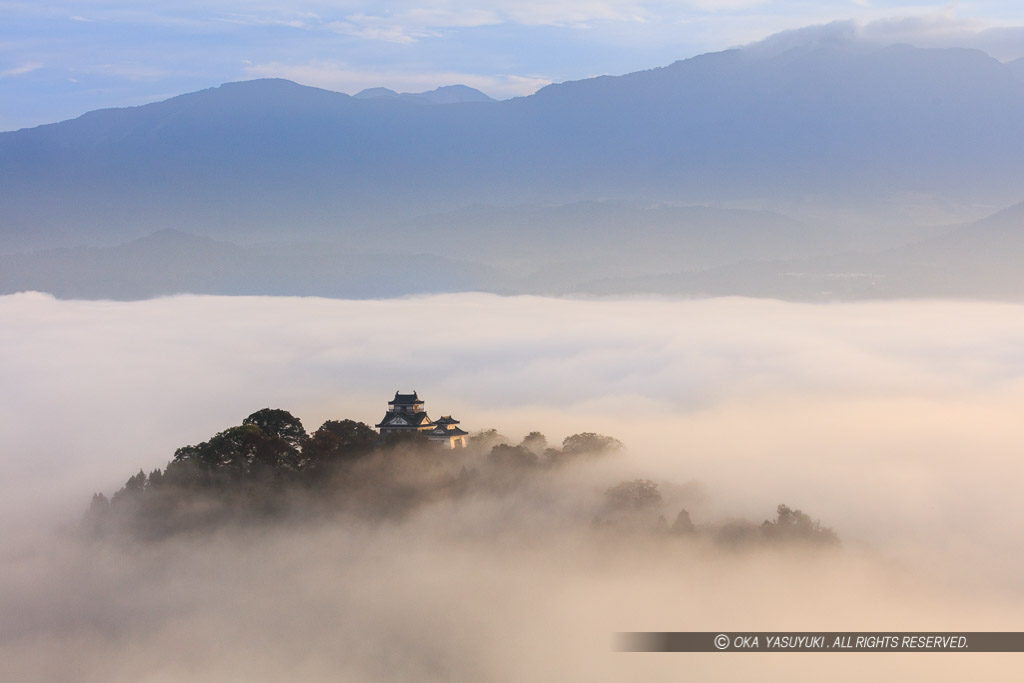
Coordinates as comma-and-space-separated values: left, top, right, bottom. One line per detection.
2, 1, 1024, 130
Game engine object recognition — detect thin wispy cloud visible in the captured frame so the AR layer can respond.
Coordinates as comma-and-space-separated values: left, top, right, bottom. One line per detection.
859, 14, 1024, 60
0, 61, 42, 77
3, 3, 1024, 135
327, 17, 433, 44
243, 58, 551, 97
3, 1, 1015, 35
217, 13, 314, 29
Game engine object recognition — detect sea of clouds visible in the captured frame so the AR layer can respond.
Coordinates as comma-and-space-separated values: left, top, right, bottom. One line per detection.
2, 292, 1023, 681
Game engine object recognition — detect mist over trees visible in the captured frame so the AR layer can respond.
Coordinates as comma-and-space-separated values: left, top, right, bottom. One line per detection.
83, 408, 838, 551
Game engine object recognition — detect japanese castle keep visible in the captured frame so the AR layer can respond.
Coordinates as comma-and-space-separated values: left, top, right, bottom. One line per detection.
375, 391, 469, 449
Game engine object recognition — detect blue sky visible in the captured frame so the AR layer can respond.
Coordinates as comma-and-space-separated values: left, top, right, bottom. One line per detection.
2, 1, 1023, 131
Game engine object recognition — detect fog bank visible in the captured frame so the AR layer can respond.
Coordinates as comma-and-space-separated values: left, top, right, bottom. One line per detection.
2, 292, 1023, 680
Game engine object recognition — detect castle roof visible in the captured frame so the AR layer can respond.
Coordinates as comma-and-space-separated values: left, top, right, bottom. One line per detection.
389, 391, 423, 406
375, 411, 432, 429
434, 415, 460, 425
429, 424, 469, 436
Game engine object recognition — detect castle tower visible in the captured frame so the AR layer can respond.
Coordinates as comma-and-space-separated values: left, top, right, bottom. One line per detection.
374, 391, 468, 448
375, 391, 433, 434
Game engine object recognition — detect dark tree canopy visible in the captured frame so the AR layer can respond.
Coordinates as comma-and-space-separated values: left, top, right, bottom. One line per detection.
561, 432, 623, 455
604, 479, 663, 511
85, 405, 645, 541
303, 419, 378, 467
469, 428, 508, 452
487, 443, 539, 469
672, 509, 695, 534
242, 408, 307, 449
171, 423, 301, 478
520, 431, 548, 454
83, 407, 840, 552
378, 429, 433, 448
761, 504, 840, 545
316, 419, 378, 450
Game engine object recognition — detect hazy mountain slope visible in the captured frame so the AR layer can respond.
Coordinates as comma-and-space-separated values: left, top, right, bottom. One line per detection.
375, 201, 820, 276
580, 201, 1024, 300
0, 78, 507, 248
519, 44, 1024, 201
354, 85, 495, 103
873, 200, 1024, 291
4, 199, 1021, 301
2, 42, 1023, 251
1009, 58, 1024, 83
0, 230, 498, 300
0, 202, 814, 299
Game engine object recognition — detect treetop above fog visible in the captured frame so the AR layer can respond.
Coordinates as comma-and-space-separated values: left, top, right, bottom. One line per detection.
84, 407, 838, 550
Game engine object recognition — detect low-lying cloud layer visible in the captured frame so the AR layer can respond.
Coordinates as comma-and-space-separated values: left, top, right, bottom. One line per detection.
2, 292, 1024, 681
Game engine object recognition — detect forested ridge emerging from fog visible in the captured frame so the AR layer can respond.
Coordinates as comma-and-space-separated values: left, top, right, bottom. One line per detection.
83, 408, 838, 548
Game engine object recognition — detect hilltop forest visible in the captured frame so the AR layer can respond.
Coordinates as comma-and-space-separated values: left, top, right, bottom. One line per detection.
83, 408, 838, 548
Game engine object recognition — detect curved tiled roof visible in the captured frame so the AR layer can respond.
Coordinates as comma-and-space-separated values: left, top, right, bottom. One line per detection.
430, 424, 468, 436
389, 391, 423, 406
376, 411, 432, 428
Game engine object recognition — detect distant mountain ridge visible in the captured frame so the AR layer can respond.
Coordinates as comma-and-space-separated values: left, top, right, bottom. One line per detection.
2, 39, 1023, 252
353, 84, 495, 104
0, 229, 496, 299
5, 199, 1024, 301
1009, 58, 1024, 82
578, 201, 1024, 301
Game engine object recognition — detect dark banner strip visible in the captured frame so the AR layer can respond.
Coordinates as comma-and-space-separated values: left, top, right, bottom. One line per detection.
617, 632, 1024, 653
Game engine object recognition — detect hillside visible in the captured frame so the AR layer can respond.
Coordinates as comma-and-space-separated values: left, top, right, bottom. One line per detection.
2, 42, 1023, 252
0, 229, 497, 299
580, 202, 1024, 300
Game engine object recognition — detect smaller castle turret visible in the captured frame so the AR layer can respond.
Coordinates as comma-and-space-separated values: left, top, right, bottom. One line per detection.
427, 415, 468, 449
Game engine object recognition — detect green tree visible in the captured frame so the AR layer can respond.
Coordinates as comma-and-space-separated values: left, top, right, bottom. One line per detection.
672, 509, 695, 534
604, 479, 662, 511
378, 430, 433, 450
761, 504, 839, 545
243, 408, 307, 449
468, 428, 508, 453
488, 443, 539, 469
316, 419, 377, 451
303, 419, 378, 467
561, 432, 623, 456
81, 492, 111, 535
111, 469, 147, 504
196, 424, 266, 472
171, 423, 301, 477
520, 431, 548, 455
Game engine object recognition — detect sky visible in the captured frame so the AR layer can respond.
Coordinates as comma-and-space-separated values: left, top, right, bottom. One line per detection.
2, 1, 1024, 131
